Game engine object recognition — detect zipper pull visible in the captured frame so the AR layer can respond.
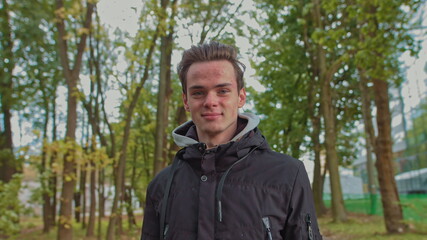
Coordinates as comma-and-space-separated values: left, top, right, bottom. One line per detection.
218, 200, 223, 222
305, 213, 313, 240
198, 143, 207, 153
262, 217, 273, 240
163, 224, 169, 239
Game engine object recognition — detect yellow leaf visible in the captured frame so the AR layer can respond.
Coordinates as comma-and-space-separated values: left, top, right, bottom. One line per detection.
54, 7, 66, 19
32, 129, 41, 138
77, 27, 90, 36
65, 175, 72, 182
62, 34, 71, 41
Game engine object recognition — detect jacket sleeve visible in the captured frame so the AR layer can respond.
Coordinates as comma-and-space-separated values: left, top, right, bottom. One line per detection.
282, 162, 323, 240
140, 183, 161, 240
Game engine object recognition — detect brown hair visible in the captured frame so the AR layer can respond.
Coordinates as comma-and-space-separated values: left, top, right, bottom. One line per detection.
177, 41, 246, 94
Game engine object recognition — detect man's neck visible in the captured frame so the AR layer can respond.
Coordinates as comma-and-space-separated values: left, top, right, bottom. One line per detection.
199, 133, 234, 149
197, 125, 238, 149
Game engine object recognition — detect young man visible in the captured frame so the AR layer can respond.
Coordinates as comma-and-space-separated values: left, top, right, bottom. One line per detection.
141, 41, 322, 240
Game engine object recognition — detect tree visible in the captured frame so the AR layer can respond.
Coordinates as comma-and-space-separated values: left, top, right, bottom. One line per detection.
153, 0, 178, 175
311, 0, 348, 222
358, 67, 378, 215
251, 0, 314, 159
54, 0, 94, 239
179, 0, 245, 45
405, 98, 427, 170
1, 1, 64, 234
0, 0, 18, 183
352, 0, 422, 233
106, 8, 161, 239
251, 0, 355, 221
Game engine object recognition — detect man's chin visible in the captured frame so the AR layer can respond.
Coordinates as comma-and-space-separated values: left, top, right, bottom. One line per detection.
200, 126, 223, 136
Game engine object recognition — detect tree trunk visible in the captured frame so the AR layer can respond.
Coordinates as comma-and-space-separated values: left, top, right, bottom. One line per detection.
0, 0, 18, 183
153, 0, 176, 175
106, 25, 160, 240
57, 138, 77, 240
86, 159, 96, 236
127, 146, 138, 230
50, 97, 58, 226
39, 73, 55, 233
312, 0, 347, 222
358, 67, 378, 215
98, 169, 105, 219
82, 167, 87, 228
75, 164, 87, 225
74, 191, 81, 223
125, 186, 136, 229
321, 73, 347, 222
55, 1, 94, 239
97, 167, 105, 239
372, 78, 406, 233
42, 154, 54, 233
311, 115, 327, 216
85, 27, 98, 238
302, 4, 326, 216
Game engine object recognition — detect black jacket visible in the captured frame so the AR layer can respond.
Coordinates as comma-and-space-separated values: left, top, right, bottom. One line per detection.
141, 113, 322, 240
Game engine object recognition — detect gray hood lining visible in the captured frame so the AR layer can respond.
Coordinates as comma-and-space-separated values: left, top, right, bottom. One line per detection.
172, 112, 260, 148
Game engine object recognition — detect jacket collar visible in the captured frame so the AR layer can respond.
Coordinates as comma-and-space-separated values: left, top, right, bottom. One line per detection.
172, 112, 260, 148
172, 112, 265, 172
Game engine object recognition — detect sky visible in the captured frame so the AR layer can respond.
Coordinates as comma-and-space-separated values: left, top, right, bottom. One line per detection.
11, 0, 427, 158
96, 0, 427, 111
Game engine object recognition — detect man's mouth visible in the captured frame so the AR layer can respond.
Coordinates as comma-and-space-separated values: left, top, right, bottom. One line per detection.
202, 113, 222, 120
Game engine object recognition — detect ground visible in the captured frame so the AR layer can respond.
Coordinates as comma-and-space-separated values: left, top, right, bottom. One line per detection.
7, 212, 427, 240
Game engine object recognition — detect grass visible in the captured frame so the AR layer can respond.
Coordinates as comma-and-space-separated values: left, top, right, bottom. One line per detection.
7, 216, 142, 240
324, 194, 427, 223
319, 212, 427, 240
7, 212, 427, 240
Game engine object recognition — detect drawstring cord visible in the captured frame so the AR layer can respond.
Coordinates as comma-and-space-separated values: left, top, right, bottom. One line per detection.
159, 140, 263, 239
159, 149, 184, 239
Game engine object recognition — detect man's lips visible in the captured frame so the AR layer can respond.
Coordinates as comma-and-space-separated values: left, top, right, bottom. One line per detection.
201, 113, 222, 119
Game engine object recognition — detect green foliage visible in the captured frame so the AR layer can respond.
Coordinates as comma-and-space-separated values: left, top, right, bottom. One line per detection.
178, 0, 247, 44
403, 98, 427, 171
351, 0, 422, 82
249, 0, 315, 157
319, 212, 427, 239
0, 174, 24, 236
1, 0, 425, 236
9, 214, 141, 240
251, 0, 421, 165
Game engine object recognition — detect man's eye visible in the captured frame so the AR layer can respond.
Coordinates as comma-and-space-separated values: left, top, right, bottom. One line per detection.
218, 89, 230, 94
191, 91, 204, 96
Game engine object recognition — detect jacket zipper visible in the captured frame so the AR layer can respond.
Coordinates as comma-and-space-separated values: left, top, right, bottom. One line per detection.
262, 217, 273, 240
305, 213, 313, 240
163, 224, 169, 239
216, 145, 261, 222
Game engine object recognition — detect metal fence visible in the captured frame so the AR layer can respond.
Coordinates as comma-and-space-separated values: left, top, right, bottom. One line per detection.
323, 193, 427, 223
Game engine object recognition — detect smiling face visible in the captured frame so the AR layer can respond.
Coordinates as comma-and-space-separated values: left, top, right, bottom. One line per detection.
183, 60, 246, 148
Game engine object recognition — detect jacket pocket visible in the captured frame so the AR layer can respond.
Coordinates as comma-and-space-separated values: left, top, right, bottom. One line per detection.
262, 217, 273, 240
305, 213, 314, 240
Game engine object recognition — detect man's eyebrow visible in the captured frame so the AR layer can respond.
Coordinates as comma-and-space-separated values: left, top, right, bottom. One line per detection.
188, 83, 232, 90
215, 83, 232, 88
188, 85, 205, 90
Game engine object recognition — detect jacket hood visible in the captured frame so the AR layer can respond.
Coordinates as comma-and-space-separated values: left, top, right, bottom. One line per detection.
172, 112, 260, 148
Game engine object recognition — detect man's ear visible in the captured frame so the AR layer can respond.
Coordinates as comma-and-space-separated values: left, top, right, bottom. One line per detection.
238, 88, 246, 108
182, 92, 190, 111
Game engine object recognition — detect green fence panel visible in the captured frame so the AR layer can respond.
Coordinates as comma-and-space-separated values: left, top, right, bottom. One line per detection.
323, 193, 427, 223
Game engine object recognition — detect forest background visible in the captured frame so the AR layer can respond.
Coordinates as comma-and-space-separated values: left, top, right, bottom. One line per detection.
1, 0, 427, 239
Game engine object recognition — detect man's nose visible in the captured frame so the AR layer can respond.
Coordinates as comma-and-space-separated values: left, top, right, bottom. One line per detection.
203, 92, 218, 107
